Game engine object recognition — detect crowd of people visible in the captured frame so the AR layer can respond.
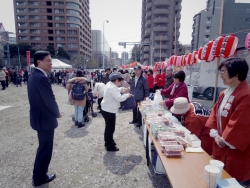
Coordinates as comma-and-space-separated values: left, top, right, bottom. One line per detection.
3, 50, 249, 187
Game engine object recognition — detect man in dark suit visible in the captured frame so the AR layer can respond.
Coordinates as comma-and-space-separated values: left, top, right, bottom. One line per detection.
28, 51, 61, 187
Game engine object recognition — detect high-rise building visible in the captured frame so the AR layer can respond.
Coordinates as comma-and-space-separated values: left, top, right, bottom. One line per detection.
191, 0, 250, 51
141, 0, 182, 65
13, 0, 91, 58
91, 30, 110, 68
121, 52, 129, 65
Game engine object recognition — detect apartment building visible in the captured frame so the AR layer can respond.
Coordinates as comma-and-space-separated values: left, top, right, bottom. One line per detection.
13, 0, 91, 58
191, 0, 250, 51
141, 0, 182, 65
121, 51, 129, 65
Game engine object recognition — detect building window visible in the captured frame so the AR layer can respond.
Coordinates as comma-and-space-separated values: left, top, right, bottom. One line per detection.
205, 35, 210, 41
29, 15, 39, 20
17, 15, 27, 20
30, 22, 40, 27
16, 1, 26, 5
54, 9, 64, 13
29, 8, 39, 13
67, 16, 81, 22
66, 2, 80, 8
56, 37, 65, 41
68, 37, 77, 41
16, 8, 26, 12
247, 9, 250, 13
19, 36, 28, 40
66, 9, 80, 15
67, 23, 80, 28
18, 22, 28, 27
55, 23, 65, 27
30, 29, 40, 34
31, 43, 41, 47
30, 36, 41, 40
28, 1, 38, 5
68, 44, 78, 48
55, 30, 65, 34
56, 43, 66, 48
246, 18, 250, 23
18, 29, 28, 34
67, 30, 77, 34
55, 16, 64, 20
54, 1, 64, 6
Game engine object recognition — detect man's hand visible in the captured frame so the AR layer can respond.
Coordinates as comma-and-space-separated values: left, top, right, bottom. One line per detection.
159, 101, 165, 106
58, 113, 62, 118
214, 135, 226, 148
129, 94, 133, 98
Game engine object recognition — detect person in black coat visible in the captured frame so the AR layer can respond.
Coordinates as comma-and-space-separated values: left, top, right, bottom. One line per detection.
27, 51, 61, 187
129, 65, 149, 127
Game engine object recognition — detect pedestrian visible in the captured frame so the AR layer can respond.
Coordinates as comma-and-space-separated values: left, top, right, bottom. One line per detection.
66, 70, 88, 128
104, 67, 111, 84
165, 67, 174, 89
4, 68, 9, 88
101, 72, 132, 151
129, 65, 149, 128
205, 57, 250, 186
160, 70, 189, 110
27, 51, 61, 187
0, 68, 6, 90
146, 69, 154, 93
93, 82, 105, 112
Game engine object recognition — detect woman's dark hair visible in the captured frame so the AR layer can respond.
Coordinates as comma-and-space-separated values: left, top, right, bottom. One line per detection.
218, 57, 249, 81
33, 51, 51, 67
125, 70, 129, 73
76, 70, 83, 77
111, 77, 123, 83
148, 69, 153, 75
173, 70, 186, 82
119, 69, 124, 74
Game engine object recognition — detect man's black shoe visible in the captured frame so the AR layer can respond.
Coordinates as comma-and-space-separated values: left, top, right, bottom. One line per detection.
106, 147, 119, 151
32, 174, 56, 187
129, 121, 137, 124
104, 142, 116, 147
135, 123, 142, 128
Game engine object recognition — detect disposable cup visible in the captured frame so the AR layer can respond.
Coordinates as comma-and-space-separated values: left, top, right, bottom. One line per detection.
210, 160, 224, 180
204, 165, 220, 188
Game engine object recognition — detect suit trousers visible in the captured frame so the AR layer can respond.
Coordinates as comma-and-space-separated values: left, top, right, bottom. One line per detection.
33, 129, 54, 182
132, 101, 142, 125
102, 110, 116, 149
98, 97, 103, 111
1, 80, 5, 89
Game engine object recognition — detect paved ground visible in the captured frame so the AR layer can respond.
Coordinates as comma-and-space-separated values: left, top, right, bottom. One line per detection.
0, 83, 172, 188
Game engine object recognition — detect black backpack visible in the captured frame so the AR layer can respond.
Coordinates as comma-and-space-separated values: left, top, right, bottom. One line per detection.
71, 82, 85, 100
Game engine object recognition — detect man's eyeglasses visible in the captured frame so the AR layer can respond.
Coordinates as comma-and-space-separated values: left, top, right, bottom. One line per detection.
219, 70, 227, 74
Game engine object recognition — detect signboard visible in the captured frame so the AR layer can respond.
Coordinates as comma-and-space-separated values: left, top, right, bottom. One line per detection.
26, 51, 30, 66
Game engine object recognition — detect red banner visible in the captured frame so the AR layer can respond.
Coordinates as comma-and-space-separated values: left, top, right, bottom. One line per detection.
26, 51, 30, 66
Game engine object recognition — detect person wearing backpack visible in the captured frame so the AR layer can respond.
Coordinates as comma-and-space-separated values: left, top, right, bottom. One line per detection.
66, 70, 88, 128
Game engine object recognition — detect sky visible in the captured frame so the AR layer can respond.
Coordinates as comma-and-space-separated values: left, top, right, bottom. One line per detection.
0, 0, 207, 57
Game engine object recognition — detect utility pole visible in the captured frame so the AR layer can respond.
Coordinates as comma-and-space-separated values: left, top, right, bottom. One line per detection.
174, 16, 177, 55
109, 47, 111, 67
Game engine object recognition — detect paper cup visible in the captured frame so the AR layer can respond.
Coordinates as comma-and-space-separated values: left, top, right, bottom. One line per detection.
204, 165, 220, 188
210, 160, 224, 180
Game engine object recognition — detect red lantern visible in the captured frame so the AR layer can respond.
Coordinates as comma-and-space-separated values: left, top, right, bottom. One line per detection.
185, 53, 191, 66
176, 56, 182, 66
181, 54, 187, 66
245, 33, 250, 51
202, 41, 215, 62
191, 51, 198, 65
220, 35, 239, 58
169, 56, 174, 65
198, 47, 204, 60
212, 36, 225, 57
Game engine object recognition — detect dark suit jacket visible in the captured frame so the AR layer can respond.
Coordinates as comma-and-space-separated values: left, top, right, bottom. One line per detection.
130, 75, 149, 101
28, 69, 60, 131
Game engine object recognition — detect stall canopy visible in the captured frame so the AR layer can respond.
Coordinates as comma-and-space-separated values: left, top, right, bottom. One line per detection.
30, 59, 72, 69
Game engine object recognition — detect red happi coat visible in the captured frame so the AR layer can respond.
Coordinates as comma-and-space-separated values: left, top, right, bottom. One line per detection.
205, 80, 250, 181
155, 73, 161, 87
185, 103, 213, 155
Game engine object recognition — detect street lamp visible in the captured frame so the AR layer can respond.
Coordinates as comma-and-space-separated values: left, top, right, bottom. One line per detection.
103, 20, 109, 69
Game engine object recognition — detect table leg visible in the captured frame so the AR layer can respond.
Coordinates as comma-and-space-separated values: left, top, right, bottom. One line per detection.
146, 128, 150, 166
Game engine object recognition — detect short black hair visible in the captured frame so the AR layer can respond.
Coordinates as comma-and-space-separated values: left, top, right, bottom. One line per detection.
173, 70, 186, 82
76, 70, 83, 77
148, 69, 153, 75
218, 57, 249, 82
33, 51, 51, 67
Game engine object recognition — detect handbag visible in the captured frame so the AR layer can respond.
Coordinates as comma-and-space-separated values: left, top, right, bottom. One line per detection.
121, 96, 136, 110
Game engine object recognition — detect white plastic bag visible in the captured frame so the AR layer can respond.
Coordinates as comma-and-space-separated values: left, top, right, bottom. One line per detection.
152, 90, 163, 108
